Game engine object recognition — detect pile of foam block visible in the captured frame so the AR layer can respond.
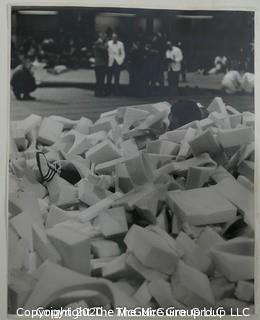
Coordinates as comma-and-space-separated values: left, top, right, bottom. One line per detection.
8, 97, 255, 314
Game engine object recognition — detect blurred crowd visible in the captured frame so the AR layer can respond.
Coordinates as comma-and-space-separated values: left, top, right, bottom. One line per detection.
11, 30, 254, 100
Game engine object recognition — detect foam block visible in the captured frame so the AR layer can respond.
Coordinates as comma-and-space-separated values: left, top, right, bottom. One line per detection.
207, 97, 227, 115
209, 112, 231, 129
49, 115, 78, 130
85, 140, 121, 165
78, 192, 123, 222
97, 207, 128, 237
47, 225, 91, 275
148, 278, 178, 308
176, 127, 197, 161
47, 176, 78, 208
102, 254, 131, 279
176, 232, 212, 273
58, 130, 91, 155
91, 257, 115, 276
45, 206, 79, 228
125, 252, 168, 281
218, 127, 254, 148
213, 178, 254, 229
120, 139, 139, 156
237, 175, 254, 192
91, 239, 121, 258
211, 238, 254, 281
242, 111, 254, 127
196, 227, 225, 253
90, 116, 116, 134
95, 154, 137, 175
210, 276, 235, 301
32, 224, 62, 264
8, 269, 36, 313
171, 261, 215, 307
185, 166, 211, 189
238, 160, 254, 182
159, 129, 187, 143
122, 107, 150, 132
142, 153, 173, 171
124, 225, 179, 274
74, 117, 93, 134
167, 187, 237, 226
235, 280, 254, 302
210, 165, 235, 183
78, 179, 111, 206
38, 118, 63, 145
133, 282, 152, 306
146, 140, 179, 156
189, 129, 226, 164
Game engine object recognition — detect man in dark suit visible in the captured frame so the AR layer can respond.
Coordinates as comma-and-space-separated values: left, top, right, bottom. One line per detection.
93, 33, 108, 97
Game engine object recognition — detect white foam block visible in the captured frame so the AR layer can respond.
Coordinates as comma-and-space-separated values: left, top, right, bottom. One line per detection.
210, 276, 235, 301
38, 118, 63, 145
235, 280, 254, 302
47, 225, 91, 275
125, 252, 168, 281
148, 278, 179, 308
167, 187, 237, 226
91, 239, 121, 258
32, 224, 62, 264
213, 178, 254, 229
97, 207, 128, 237
218, 127, 254, 148
124, 224, 179, 274
133, 282, 152, 306
85, 140, 121, 165
176, 232, 212, 274
171, 261, 215, 307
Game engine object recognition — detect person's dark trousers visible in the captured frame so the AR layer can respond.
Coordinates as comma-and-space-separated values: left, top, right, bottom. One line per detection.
12, 75, 36, 100
168, 70, 180, 96
107, 62, 121, 95
95, 65, 106, 97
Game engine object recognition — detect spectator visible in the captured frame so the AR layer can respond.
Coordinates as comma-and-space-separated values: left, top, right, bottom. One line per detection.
107, 33, 125, 95
93, 33, 108, 97
11, 57, 36, 100
165, 41, 183, 95
128, 40, 145, 97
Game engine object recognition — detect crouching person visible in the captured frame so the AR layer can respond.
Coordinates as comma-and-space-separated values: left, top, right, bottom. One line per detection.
11, 57, 36, 100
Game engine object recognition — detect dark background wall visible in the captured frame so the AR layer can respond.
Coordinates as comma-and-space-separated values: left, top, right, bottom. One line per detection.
11, 7, 254, 70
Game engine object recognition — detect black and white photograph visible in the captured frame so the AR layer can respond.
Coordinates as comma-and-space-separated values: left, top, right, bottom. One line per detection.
7, 3, 256, 318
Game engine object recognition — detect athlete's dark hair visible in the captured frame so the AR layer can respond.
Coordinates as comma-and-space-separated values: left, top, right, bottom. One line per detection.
170, 99, 202, 127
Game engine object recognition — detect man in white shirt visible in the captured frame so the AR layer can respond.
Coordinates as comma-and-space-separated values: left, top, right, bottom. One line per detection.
107, 33, 125, 95
165, 41, 183, 95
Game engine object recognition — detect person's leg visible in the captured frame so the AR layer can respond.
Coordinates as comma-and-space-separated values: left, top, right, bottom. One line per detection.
99, 66, 106, 96
95, 66, 101, 97
114, 63, 121, 95
107, 65, 113, 95
168, 71, 174, 95
173, 71, 180, 96
23, 76, 37, 100
12, 86, 22, 100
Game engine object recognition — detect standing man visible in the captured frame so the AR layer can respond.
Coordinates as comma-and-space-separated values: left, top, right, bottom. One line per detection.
107, 33, 125, 95
166, 41, 183, 95
93, 33, 108, 97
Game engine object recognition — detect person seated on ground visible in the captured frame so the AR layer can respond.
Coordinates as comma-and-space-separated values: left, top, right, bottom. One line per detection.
167, 99, 207, 130
221, 62, 243, 94
11, 57, 36, 100
241, 72, 254, 93
208, 55, 227, 75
